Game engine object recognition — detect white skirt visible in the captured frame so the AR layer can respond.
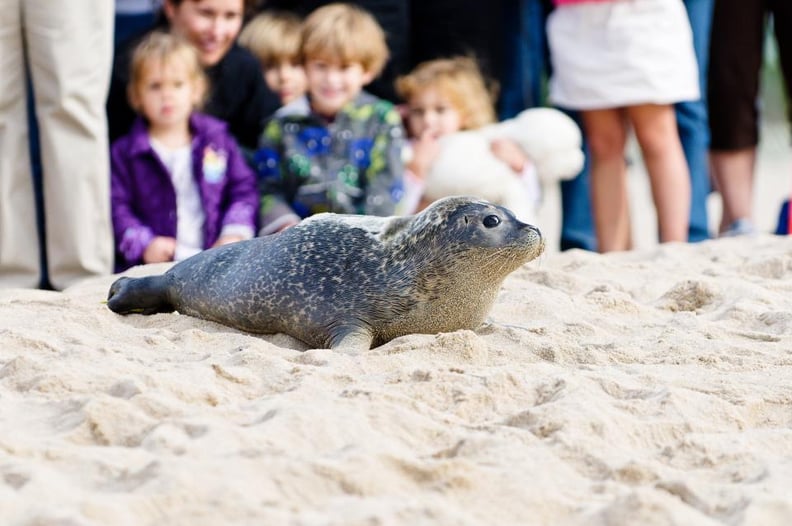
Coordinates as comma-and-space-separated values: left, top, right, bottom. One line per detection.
547, 0, 700, 110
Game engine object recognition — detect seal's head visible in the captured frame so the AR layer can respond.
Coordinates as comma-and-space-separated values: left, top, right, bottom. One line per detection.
367, 196, 544, 344
394, 196, 544, 275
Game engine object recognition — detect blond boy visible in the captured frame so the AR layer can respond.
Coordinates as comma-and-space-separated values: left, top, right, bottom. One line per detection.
254, 3, 406, 234
238, 11, 307, 105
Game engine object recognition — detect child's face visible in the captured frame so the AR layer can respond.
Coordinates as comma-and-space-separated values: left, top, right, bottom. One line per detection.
406, 87, 464, 139
264, 60, 307, 105
164, 0, 244, 66
134, 58, 200, 131
304, 58, 374, 116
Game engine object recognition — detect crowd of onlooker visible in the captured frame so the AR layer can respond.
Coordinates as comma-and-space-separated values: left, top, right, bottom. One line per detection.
1, 0, 790, 290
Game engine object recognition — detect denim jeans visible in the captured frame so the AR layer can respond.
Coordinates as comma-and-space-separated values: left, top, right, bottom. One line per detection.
677, 0, 714, 242
499, 0, 597, 251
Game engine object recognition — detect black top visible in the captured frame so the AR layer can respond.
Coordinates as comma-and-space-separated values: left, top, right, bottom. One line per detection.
107, 29, 280, 150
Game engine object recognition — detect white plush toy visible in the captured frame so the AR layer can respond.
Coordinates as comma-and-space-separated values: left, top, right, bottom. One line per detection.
422, 107, 585, 224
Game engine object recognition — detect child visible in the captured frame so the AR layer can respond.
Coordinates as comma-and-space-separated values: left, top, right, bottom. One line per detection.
238, 10, 307, 106
253, 3, 406, 234
547, 0, 698, 252
396, 56, 540, 214
110, 31, 259, 271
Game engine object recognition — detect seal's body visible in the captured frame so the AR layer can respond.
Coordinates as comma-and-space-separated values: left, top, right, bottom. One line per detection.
107, 197, 544, 352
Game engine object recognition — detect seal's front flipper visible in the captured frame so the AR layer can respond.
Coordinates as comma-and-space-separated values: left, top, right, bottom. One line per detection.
107, 276, 175, 315
328, 326, 373, 354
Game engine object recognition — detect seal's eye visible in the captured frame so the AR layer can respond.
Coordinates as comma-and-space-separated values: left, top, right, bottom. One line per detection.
483, 215, 501, 228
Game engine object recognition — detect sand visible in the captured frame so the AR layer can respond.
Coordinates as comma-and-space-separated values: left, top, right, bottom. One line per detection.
2, 230, 792, 525
3, 116, 792, 524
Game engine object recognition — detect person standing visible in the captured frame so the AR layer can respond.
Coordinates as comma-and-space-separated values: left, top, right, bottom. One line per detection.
678, 0, 714, 242
547, 0, 698, 252
0, 1, 114, 289
498, 0, 596, 252
499, 0, 712, 250
708, 0, 792, 236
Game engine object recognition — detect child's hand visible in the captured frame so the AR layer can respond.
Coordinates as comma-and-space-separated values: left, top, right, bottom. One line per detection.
143, 236, 177, 264
408, 130, 441, 180
490, 138, 528, 174
213, 234, 244, 247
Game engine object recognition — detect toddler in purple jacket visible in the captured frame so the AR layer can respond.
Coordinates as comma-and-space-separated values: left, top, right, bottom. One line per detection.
110, 31, 258, 272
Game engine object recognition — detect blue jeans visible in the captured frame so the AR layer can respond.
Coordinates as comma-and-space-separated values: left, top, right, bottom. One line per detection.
677, 0, 714, 242
499, 0, 597, 251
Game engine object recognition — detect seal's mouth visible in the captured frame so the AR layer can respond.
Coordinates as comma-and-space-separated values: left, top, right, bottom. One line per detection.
515, 223, 545, 260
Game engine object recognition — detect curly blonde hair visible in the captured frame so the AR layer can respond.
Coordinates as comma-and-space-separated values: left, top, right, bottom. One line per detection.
396, 57, 497, 130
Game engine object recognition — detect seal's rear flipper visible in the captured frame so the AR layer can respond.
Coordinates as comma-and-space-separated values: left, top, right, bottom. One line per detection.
106, 276, 175, 315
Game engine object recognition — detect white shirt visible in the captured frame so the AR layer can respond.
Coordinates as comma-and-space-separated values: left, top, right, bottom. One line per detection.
150, 138, 205, 261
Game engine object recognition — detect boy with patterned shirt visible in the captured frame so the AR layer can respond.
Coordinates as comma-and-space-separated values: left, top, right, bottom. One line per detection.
253, 2, 406, 235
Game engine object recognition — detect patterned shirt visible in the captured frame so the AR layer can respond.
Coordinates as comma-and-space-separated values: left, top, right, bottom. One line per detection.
253, 91, 406, 234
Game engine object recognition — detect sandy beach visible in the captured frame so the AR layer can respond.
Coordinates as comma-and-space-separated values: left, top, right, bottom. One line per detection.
2, 224, 792, 524
3, 105, 792, 524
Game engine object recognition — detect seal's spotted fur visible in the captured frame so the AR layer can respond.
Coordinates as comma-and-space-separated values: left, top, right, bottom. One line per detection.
106, 196, 544, 352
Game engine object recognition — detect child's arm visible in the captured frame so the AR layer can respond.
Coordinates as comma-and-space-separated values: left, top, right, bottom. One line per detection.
490, 138, 529, 173
254, 118, 302, 235
110, 142, 159, 267
363, 104, 407, 216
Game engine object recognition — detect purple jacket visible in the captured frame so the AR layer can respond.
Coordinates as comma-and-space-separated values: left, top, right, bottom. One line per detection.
110, 113, 258, 271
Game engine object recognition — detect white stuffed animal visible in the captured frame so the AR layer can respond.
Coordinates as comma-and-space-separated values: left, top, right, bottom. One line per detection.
422, 107, 585, 224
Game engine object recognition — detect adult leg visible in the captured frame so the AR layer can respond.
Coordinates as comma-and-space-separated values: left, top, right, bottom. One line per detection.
710, 148, 757, 233
628, 104, 691, 244
707, 0, 764, 234
499, 0, 598, 249
582, 108, 631, 252
26, 0, 114, 289
677, 0, 714, 242
0, 0, 40, 288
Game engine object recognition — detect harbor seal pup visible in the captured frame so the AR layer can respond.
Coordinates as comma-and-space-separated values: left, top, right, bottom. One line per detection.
106, 196, 544, 352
